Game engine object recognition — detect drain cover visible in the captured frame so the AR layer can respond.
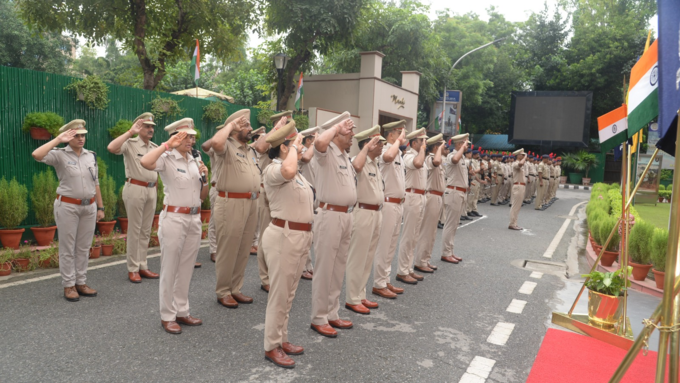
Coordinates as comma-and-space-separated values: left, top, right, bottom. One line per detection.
523, 260, 566, 273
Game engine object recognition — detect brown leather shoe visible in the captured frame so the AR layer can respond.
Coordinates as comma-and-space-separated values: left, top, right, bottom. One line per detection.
361, 299, 379, 309
128, 272, 142, 283
194, 262, 202, 268
161, 320, 182, 334
232, 293, 253, 304
75, 284, 97, 297
217, 295, 238, 308
261, 284, 270, 293
427, 263, 438, 270
301, 271, 313, 280
265, 347, 295, 369
250, 246, 258, 255
451, 255, 463, 262
414, 265, 434, 274
176, 315, 203, 326
329, 319, 353, 329
410, 272, 424, 281
441, 255, 459, 264
396, 274, 418, 285
508, 225, 522, 231
139, 269, 159, 279
282, 342, 304, 355
210, 253, 216, 262
372, 287, 397, 299
387, 283, 404, 294
345, 303, 370, 315
310, 323, 337, 338
64, 286, 79, 302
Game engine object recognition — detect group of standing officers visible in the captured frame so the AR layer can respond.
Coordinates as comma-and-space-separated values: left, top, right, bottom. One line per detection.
30, 110, 560, 369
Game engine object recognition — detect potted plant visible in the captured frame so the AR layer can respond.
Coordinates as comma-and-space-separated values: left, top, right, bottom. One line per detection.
100, 231, 116, 256
154, 177, 164, 228
38, 244, 58, 268
581, 266, 632, 329
108, 119, 134, 139
561, 152, 582, 185
12, 242, 33, 272
149, 227, 159, 247
0, 177, 29, 249
560, 168, 567, 184
589, 217, 604, 254
30, 170, 59, 245
90, 235, 101, 259
150, 97, 183, 118
22, 112, 64, 140
0, 248, 13, 276
628, 221, 654, 281
578, 150, 599, 186
201, 222, 209, 239
203, 101, 227, 122
201, 191, 211, 224
598, 216, 620, 267
651, 228, 669, 290
113, 232, 126, 255
64, 75, 110, 110
97, 174, 117, 236
117, 186, 128, 234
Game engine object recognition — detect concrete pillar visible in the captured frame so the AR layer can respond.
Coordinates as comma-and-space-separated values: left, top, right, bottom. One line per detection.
401, 71, 422, 94
360, 51, 385, 79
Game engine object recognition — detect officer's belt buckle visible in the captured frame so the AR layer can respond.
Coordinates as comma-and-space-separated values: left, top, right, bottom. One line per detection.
250, 192, 258, 200
347, 205, 354, 213
189, 206, 199, 214
80, 199, 91, 206
378, 204, 383, 211
147, 181, 157, 187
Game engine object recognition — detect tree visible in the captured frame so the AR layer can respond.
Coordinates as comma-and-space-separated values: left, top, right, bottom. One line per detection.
0, 0, 74, 75
17, 0, 258, 90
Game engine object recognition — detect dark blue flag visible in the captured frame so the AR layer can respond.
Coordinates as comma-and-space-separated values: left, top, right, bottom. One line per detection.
656, 0, 680, 156
614, 143, 624, 161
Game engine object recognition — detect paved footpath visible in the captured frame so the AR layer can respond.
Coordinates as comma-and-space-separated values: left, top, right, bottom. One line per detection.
1, 189, 591, 382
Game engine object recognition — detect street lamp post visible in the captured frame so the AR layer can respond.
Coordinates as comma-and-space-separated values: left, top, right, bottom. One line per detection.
442, 37, 506, 135
273, 53, 289, 111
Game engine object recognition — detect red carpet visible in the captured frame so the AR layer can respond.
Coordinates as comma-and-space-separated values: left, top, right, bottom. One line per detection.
527, 328, 670, 383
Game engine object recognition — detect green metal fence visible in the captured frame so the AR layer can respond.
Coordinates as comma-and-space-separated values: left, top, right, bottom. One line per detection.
0, 66, 259, 227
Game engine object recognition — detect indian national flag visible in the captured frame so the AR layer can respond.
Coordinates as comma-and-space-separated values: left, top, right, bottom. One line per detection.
627, 39, 658, 137
294, 72, 304, 110
191, 40, 200, 85
435, 108, 444, 131
597, 105, 628, 153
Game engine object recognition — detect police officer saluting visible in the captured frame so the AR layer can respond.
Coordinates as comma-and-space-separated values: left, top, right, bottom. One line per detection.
32, 120, 104, 302
107, 113, 160, 283
441, 133, 470, 264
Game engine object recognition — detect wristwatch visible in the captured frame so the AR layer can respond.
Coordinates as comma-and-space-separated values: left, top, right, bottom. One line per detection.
97, 207, 105, 212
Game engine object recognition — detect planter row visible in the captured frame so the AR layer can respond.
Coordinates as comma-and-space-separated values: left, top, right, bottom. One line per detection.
589, 234, 664, 289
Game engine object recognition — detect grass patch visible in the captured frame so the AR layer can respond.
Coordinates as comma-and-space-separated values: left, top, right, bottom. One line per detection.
635, 203, 671, 229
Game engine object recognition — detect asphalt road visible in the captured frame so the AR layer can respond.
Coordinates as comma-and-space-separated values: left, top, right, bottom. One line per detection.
0, 188, 590, 382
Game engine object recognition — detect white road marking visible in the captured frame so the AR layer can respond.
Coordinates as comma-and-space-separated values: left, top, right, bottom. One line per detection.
487, 322, 515, 346
529, 271, 543, 279
518, 281, 537, 295
506, 299, 527, 314
459, 215, 487, 228
543, 201, 587, 258
459, 356, 496, 383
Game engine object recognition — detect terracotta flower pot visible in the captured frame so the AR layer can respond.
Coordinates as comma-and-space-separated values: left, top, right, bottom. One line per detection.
630, 261, 653, 281
12, 258, 30, 272
29, 127, 52, 140
118, 217, 128, 234
652, 269, 665, 290
560, 176, 567, 184
599, 250, 619, 267
200, 210, 211, 223
153, 215, 160, 229
582, 177, 591, 186
0, 228, 25, 249
39, 258, 52, 268
201, 230, 207, 239
592, 244, 603, 254
31, 226, 57, 246
101, 244, 114, 256
89, 246, 101, 259
0, 261, 12, 276
150, 235, 159, 247
97, 220, 117, 236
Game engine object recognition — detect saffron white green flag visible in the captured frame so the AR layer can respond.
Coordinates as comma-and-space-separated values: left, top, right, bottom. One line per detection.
597, 105, 628, 153
190, 40, 200, 85
627, 39, 658, 137
294, 72, 304, 110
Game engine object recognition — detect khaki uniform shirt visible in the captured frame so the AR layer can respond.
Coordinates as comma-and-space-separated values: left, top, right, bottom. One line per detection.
378, 143, 406, 199
207, 147, 224, 185
404, 148, 427, 190
312, 142, 357, 206
426, 154, 445, 193
512, 161, 527, 184
258, 149, 272, 185
116, 137, 159, 183
41, 146, 99, 200
214, 136, 260, 193
299, 146, 316, 187
154, 149, 202, 208
444, 150, 468, 188
264, 160, 315, 223
471, 158, 481, 182
555, 165, 561, 178
354, 156, 384, 205
537, 162, 547, 179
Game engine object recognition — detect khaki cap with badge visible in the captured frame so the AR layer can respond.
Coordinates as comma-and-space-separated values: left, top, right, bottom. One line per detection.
215, 123, 225, 130
300, 126, 319, 137
406, 127, 427, 140
133, 112, 156, 126
59, 119, 87, 134
265, 120, 297, 147
270, 110, 293, 122
382, 120, 406, 131
426, 133, 444, 145
451, 133, 469, 143
164, 118, 197, 135
319, 111, 353, 131
224, 109, 251, 126
513, 148, 525, 156
251, 126, 266, 136
354, 125, 385, 143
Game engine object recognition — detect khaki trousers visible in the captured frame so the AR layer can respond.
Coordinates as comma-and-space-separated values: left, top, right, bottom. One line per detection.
311, 209, 352, 325
252, 202, 260, 247
122, 183, 156, 272
345, 207, 382, 305
304, 213, 316, 272
214, 196, 258, 298
532, 177, 538, 197
373, 201, 403, 289
414, 193, 443, 268
158, 210, 201, 321
54, 199, 96, 287
397, 193, 426, 275
439, 201, 446, 223
535, 181, 547, 209
208, 187, 217, 254
256, 187, 272, 286
509, 184, 525, 227
524, 178, 532, 201
491, 175, 503, 204
441, 189, 465, 257
263, 224, 312, 351
551, 178, 558, 199
467, 181, 479, 212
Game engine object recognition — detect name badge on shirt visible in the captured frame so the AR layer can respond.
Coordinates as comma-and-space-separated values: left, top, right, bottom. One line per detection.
395, 161, 401, 165
137, 154, 144, 157
236, 153, 245, 158
369, 172, 376, 177
295, 179, 304, 186
177, 169, 186, 173
339, 165, 347, 170
67, 161, 77, 165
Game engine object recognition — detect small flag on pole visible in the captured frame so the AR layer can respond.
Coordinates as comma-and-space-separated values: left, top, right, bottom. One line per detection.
191, 39, 200, 86
435, 108, 444, 131
294, 72, 304, 111
627, 40, 658, 138
598, 105, 628, 153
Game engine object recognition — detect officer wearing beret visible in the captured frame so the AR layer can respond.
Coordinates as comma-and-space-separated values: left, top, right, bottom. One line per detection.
509, 149, 527, 230
140, 118, 209, 334
344, 125, 384, 315
441, 133, 470, 263
107, 113, 160, 283
309, 111, 357, 338
414, 134, 447, 273
32, 120, 104, 302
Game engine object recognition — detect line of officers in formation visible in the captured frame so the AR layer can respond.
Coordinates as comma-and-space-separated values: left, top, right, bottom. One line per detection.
30, 110, 561, 370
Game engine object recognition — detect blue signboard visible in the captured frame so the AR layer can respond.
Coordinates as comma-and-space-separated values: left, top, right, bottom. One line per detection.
438, 90, 461, 103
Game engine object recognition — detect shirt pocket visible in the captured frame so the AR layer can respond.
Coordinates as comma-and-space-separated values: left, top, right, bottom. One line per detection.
174, 173, 189, 189
235, 155, 249, 172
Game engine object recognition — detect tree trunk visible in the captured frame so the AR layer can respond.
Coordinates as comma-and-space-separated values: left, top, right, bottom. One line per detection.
280, 50, 312, 109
